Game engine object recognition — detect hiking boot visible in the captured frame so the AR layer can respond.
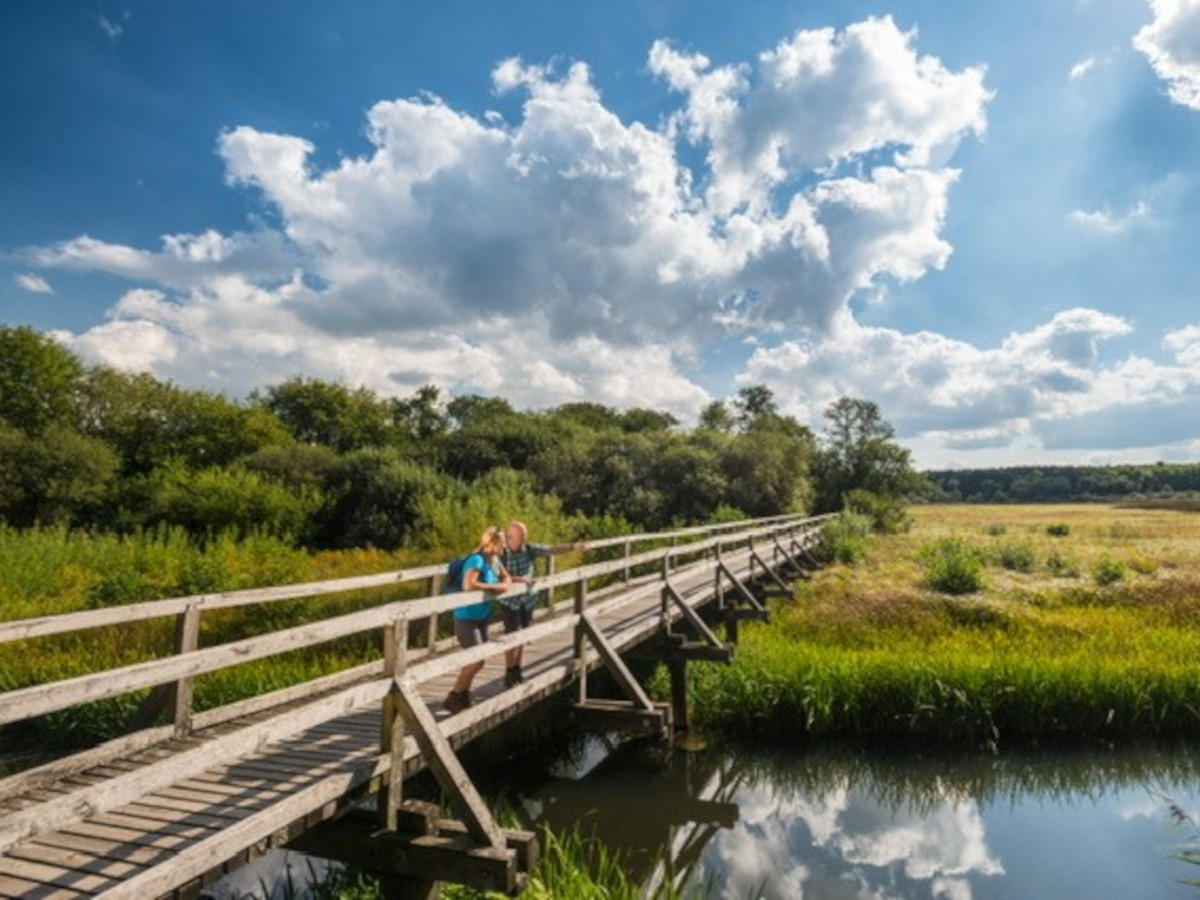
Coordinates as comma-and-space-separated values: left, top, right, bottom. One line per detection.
504, 666, 524, 688
444, 690, 471, 714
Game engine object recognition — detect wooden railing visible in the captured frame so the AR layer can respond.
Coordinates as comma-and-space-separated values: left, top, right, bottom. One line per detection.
0, 512, 825, 732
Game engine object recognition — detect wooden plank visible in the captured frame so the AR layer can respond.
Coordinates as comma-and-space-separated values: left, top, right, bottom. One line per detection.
79, 813, 211, 845
27, 832, 170, 868
89, 753, 391, 900
717, 560, 768, 614
392, 678, 504, 849
0, 855, 124, 894
750, 549, 791, 593
0, 678, 390, 853
0, 871, 90, 900
5, 842, 145, 881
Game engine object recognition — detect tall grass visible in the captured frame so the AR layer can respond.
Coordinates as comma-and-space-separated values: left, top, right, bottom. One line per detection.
687, 504, 1200, 746
308, 826, 699, 900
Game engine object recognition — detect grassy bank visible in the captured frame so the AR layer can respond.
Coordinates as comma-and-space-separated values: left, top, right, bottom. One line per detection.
687, 504, 1200, 746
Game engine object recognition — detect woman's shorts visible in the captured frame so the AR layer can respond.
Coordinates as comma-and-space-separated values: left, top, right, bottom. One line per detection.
501, 604, 534, 633
454, 618, 489, 648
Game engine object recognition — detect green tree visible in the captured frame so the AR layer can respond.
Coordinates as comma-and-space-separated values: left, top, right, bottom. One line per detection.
79, 368, 289, 474
720, 423, 814, 516
0, 425, 119, 526
0, 326, 84, 434
313, 447, 446, 550
620, 408, 678, 433
258, 376, 393, 452
392, 384, 448, 441
699, 400, 735, 433
445, 394, 514, 429
733, 384, 777, 430
240, 443, 339, 492
812, 396, 924, 523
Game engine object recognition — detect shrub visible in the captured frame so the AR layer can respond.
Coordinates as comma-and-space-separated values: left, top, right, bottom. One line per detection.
1046, 551, 1080, 578
1093, 556, 1127, 586
120, 462, 321, 542
314, 449, 447, 550
994, 539, 1036, 573
845, 489, 911, 534
1046, 523, 1071, 537
815, 510, 872, 564
920, 537, 985, 595
0, 425, 119, 527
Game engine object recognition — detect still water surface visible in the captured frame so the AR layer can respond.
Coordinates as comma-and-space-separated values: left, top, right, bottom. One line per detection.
513, 740, 1200, 899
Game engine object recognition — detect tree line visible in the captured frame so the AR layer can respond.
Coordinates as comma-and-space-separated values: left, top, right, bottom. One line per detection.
926, 464, 1200, 504
0, 325, 923, 549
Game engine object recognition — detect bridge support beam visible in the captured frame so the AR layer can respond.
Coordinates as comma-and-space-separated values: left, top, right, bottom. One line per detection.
292, 803, 535, 898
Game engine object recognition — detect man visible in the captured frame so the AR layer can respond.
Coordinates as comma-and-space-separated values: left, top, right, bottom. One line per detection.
500, 520, 586, 687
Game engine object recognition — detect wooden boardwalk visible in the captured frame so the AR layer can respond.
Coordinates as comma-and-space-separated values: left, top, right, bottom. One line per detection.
0, 514, 827, 899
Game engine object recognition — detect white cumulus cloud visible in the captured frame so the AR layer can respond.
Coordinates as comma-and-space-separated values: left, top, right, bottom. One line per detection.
1135, 0, 1200, 110
28, 17, 990, 416
743, 308, 1200, 460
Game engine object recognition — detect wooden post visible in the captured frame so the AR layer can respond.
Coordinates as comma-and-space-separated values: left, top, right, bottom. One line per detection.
170, 602, 201, 738
714, 541, 725, 613
668, 660, 689, 736
574, 576, 588, 703
379, 612, 408, 831
623, 538, 632, 583
425, 575, 441, 649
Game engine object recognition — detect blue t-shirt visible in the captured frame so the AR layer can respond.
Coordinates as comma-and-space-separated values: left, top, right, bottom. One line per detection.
453, 552, 499, 621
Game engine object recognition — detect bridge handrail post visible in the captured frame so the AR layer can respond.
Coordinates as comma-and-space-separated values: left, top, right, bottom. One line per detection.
623, 538, 631, 584
425, 574, 442, 649
573, 576, 588, 703
379, 611, 409, 831
714, 540, 724, 612
170, 602, 201, 738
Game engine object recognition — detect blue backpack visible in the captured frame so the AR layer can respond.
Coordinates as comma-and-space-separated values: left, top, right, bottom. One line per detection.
444, 555, 470, 593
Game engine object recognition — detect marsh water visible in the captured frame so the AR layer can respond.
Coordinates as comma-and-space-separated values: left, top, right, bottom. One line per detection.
192, 736, 1200, 899
506, 738, 1200, 899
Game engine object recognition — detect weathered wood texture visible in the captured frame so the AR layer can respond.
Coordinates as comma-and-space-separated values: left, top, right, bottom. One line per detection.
0, 514, 828, 899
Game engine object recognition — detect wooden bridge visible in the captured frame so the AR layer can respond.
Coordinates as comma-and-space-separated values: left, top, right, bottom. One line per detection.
0, 513, 829, 899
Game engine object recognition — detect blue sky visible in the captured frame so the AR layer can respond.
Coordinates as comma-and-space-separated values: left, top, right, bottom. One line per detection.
3, 0, 1200, 469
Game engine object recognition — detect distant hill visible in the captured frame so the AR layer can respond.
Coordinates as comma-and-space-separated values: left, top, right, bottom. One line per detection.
923, 463, 1200, 503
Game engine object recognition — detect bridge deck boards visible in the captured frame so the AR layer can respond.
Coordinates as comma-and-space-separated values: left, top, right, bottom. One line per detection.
0, 524, 812, 899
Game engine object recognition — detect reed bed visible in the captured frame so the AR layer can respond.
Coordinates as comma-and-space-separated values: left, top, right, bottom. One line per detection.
689, 504, 1200, 746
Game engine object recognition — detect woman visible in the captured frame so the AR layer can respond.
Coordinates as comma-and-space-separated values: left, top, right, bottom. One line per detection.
444, 525, 512, 714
